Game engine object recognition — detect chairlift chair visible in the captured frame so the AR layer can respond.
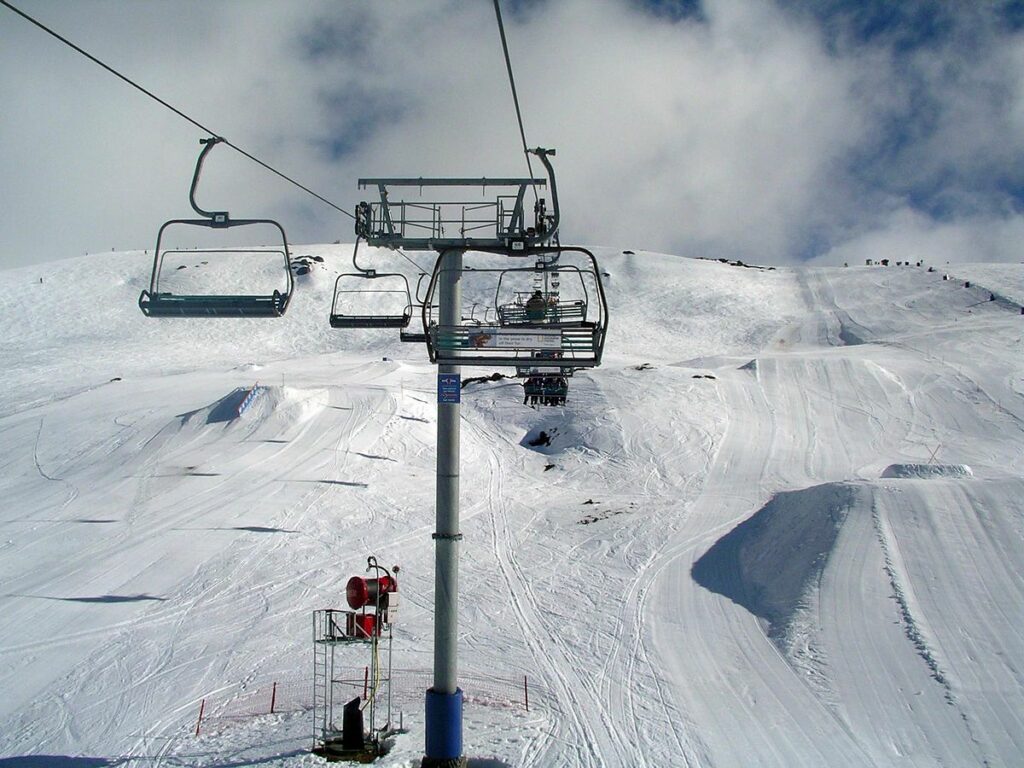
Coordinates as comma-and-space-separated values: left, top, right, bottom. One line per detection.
139, 137, 294, 318
421, 246, 608, 369
329, 238, 414, 329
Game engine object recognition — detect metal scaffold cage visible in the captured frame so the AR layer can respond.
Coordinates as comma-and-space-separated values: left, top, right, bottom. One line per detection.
312, 557, 399, 762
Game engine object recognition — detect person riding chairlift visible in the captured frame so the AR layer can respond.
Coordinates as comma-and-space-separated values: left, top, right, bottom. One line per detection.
525, 290, 547, 322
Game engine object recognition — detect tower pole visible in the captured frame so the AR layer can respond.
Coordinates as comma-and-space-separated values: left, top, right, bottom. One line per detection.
423, 248, 467, 768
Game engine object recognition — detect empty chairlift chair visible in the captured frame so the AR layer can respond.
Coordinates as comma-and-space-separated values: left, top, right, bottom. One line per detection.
138, 138, 294, 318
328, 237, 414, 329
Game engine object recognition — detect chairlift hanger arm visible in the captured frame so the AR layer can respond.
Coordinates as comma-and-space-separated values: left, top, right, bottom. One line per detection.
414, 272, 430, 305
189, 137, 229, 222
350, 236, 375, 276
528, 148, 559, 241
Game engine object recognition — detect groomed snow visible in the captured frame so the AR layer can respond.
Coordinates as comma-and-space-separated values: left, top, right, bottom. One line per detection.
0, 250, 1021, 767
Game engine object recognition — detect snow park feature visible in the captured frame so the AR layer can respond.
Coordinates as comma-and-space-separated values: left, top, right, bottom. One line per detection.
1, 245, 1023, 766
313, 557, 400, 762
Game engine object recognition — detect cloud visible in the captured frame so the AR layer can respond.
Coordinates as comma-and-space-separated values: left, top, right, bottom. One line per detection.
811, 207, 1024, 266
1, 0, 1022, 270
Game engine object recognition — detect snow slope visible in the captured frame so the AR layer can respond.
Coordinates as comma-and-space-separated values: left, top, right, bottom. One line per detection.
0, 251, 1021, 767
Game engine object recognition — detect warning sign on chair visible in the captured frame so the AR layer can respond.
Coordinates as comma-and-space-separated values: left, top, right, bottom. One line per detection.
466, 327, 562, 350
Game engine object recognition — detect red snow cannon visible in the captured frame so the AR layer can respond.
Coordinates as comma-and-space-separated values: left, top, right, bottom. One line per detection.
346, 574, 397, 610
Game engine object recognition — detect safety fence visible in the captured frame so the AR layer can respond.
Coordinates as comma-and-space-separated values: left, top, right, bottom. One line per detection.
195, 668, 542, 736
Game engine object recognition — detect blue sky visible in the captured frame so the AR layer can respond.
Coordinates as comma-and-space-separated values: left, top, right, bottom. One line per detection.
1, 0, 1022, 268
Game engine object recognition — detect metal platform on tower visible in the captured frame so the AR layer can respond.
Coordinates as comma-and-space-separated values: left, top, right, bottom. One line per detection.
356, 148, 560, 252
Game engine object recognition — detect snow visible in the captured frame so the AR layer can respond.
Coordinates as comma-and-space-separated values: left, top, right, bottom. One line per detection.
0, 252, 1022, 767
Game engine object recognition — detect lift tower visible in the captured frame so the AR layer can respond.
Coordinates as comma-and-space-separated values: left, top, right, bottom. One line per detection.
356, 149, 607, 767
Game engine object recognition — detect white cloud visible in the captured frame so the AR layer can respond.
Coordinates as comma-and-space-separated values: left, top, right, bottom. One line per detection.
812, 207, 1024, 266
1, 0, 1022, 270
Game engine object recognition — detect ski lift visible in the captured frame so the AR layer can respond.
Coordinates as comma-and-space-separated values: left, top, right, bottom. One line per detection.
139, 137, 294, 318
421, 246, 607, 369
329, 237, 414, 329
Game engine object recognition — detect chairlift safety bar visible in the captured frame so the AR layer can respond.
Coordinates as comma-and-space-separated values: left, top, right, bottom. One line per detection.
358, 177, 546, 189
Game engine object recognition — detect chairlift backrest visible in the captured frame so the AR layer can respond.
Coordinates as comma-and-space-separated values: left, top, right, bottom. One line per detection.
495, 264, 590, 327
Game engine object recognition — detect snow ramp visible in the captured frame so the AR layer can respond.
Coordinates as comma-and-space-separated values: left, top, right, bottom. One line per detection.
691, 481, 856, 647
693, 476, 1024, 766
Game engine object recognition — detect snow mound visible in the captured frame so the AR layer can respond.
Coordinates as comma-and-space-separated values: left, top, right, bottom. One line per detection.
692, 482, 858, 645
881, 463, 974, 479
244, 385, 329, 426
519, 421, 586, 456
181, 385, 328, 428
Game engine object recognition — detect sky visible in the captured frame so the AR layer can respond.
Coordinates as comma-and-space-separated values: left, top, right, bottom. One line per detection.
1, 0, 1023, 270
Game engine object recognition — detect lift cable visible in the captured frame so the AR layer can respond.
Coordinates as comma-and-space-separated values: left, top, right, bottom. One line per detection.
394, 246, 428, 276
492, 0, 538, 201
0, 0, 354, 221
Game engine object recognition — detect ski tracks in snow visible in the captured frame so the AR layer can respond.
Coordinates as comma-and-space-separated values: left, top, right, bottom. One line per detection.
471, 419, 640, 768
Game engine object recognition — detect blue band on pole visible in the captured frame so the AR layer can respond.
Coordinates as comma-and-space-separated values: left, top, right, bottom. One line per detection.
425, 687, 463, 759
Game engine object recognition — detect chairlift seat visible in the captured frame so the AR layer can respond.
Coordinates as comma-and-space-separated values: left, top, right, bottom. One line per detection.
140, 290, 289, 318
330, 311, 412, 329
